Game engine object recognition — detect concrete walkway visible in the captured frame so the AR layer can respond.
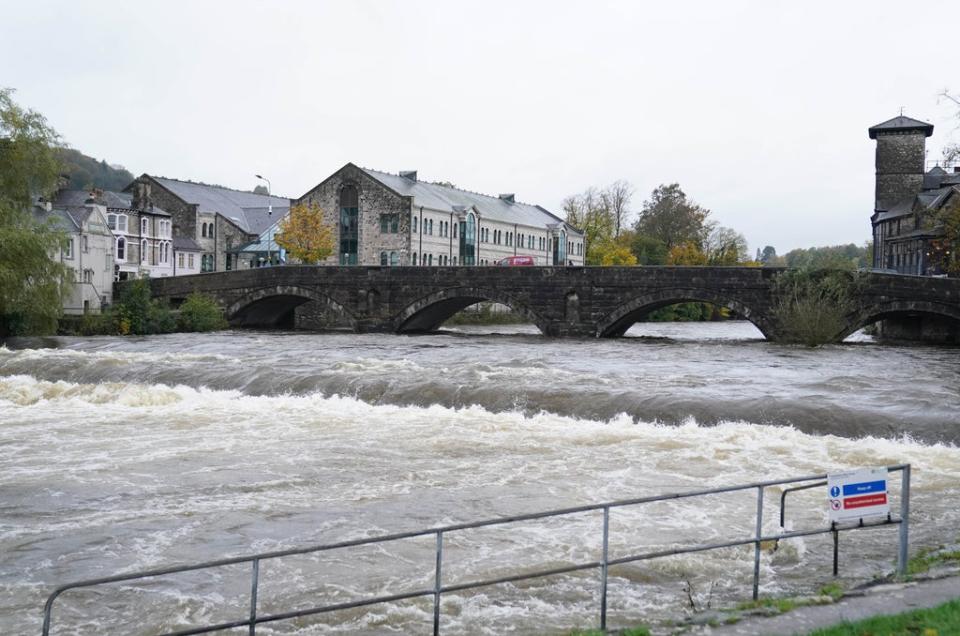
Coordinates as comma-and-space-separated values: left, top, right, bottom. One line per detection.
693, 575, 960, 635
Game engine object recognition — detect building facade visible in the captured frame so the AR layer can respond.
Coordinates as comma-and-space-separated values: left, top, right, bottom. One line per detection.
124, 175, 291, 273
34, 194, 115, 314
295, 163, 584, 267
870, 115, 960, 275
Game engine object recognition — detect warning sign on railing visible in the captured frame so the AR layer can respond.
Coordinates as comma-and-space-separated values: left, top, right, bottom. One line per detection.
827, 467, 890, 523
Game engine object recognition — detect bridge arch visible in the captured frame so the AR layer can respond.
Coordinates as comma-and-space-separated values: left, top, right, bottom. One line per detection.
394, 286, 549, 334
839, 300, 960, 341
596, 287, 775, 338
226, 285, 357, 329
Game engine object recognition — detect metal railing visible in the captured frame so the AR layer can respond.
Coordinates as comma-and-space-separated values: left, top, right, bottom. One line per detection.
42, 464, 911, 635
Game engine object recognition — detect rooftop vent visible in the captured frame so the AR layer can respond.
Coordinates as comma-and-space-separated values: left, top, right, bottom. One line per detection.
499, 193, 515, 204
400, 170, 418, 182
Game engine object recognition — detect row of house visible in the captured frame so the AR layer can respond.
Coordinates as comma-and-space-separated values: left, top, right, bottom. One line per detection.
36, 164, 585, 314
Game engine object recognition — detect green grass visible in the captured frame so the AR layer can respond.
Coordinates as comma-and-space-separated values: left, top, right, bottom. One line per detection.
735, 597, 798, 613
818, 582, 845, 601
905, 549, 960, 576
807, 597, 960, 635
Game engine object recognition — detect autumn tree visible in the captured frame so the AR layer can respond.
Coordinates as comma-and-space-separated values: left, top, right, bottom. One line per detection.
633, 184, 712, 251
601, 179, 634, 237
703, 226, 749, 265
274, 201, 334, 264
0, 88, 72, 336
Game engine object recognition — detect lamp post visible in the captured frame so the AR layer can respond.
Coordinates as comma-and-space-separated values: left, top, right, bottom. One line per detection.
255, 175, 273, 266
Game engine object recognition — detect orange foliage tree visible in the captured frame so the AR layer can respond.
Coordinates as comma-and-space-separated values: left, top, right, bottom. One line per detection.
274, 202, 334, 264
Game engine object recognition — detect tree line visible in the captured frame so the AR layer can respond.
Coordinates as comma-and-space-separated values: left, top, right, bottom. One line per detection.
563, 182, 750, 267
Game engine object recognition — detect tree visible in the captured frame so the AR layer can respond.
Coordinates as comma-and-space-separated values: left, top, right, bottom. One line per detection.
252, 184, 269, 195
666, 242, 708, 266
563, 187, 614, 265
601, 179, 634, 237
939, 90, 959, 163
274, 201, 334, 264
703, 226, 748, 265
760, 245, 778, 265
633, 184, 711, 250
630, 233, 668, 265
592, 233, 638, 266
926, 195, 960, 276
0, 88, 72, 336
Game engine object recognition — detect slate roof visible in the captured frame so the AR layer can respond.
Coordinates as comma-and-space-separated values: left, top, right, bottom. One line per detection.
359, 168, 579, 233
32, 205, 79, 232
150, 177, 290, 235
52, 189, 171, 216
172, 236, 202, 252
868, 115, 934, 139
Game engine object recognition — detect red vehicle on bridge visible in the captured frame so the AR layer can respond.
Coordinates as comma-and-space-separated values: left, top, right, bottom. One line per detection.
497, 255, 535, 266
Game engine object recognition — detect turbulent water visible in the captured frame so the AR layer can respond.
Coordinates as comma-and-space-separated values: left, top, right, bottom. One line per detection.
1, 322, 959, 635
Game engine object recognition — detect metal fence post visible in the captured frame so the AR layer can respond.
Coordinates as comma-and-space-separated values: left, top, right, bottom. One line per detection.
434, 531, 444, 636
897, 465, 911, 576
753, 487, 764, 600
600, 506, 610, 631
249, 558, 260, 636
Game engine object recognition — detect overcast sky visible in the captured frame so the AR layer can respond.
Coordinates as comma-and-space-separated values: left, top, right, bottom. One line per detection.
3, 1, 958, 254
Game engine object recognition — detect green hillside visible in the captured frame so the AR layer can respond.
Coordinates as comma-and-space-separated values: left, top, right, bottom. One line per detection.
59, 148, 134, 191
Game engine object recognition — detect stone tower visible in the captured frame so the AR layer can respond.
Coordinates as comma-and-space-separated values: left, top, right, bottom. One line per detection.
868, 115, 933, 212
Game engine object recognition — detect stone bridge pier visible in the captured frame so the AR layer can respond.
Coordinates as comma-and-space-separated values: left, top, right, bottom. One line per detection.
141, 266, 960, 343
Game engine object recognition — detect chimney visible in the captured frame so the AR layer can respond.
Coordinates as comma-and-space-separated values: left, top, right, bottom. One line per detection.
400, 170, 418, 182
499, 193, 515, 204
132, 181, 153, 210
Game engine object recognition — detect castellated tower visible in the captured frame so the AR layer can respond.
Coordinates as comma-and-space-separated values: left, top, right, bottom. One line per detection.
868, 115, 933, 212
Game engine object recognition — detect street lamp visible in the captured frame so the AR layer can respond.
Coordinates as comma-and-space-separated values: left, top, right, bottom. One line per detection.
255, 174, 273, 266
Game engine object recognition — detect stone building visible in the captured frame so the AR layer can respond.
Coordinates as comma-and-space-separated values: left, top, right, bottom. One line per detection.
870, 115, 960, 274
33, 193, 115, 313
296, 163, 584, 267
124, 175, 291, 273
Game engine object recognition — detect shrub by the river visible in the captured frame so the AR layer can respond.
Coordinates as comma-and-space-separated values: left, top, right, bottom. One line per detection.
177, 293, 227, 332
772, 269, 863, 346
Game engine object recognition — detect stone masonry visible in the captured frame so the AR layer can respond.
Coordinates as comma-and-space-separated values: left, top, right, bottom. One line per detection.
141, 266, 960, 342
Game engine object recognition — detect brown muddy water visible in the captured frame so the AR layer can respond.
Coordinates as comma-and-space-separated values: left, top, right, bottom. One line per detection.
1, 322, 958, 634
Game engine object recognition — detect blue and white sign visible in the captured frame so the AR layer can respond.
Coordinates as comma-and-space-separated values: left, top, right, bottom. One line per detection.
827, 467, 889, 523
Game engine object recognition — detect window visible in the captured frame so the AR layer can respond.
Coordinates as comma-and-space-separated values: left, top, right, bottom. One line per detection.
116, 237, 125, 260
428, 254, 433, 266
201, 223, 207, 238
390, 251, 399, 266
413, 252, 418, 265
459, 212, 476, 266
118, 215, 127, 232
83, 269, 92, 283
452, 256, 457, 266
64, 238, 74, 259
82, 235, 89, 253
453, 223, 458, 239
201, 253, 214, 272
107, 214, 117, 230
141, 218, 149, 235
413, 216, 418, 234
178, 252, 184, 268
188, 253, 195, 269
339, 185, 359, 265
380, 214, 399, 234
428, 219, 434, 235
141, 239, 148, 262
380, 251, 388, 266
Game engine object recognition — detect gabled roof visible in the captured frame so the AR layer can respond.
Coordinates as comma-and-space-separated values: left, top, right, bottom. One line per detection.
148, 176, 290, 235
32, 205, 79, 232
868, 115, 934, 139
172, 236, 202, 252
359, 167, 579, 233
51, 189, 171, 216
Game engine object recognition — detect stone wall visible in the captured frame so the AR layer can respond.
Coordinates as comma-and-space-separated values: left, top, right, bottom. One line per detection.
296, 165, 412, 265
874, 131, 926, 211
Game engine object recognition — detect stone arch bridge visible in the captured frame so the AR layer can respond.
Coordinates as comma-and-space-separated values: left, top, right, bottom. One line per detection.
142, 266, 960, 342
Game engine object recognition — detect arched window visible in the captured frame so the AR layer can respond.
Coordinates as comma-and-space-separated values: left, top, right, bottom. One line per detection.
201, 223, 207, 238
141, 239, 148, 263
141, 218, 149, 236
116, 237, 125, 260
413, 252, 418, 265
413, 216, 418, 234
380, 251, 388, 266
428, 254, 433, 266
339, 185, 359, 265
428, 219, 433, 235
390, 251, 399, 266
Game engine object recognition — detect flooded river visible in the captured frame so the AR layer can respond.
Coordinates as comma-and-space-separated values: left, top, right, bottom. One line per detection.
1, 322, 959, 634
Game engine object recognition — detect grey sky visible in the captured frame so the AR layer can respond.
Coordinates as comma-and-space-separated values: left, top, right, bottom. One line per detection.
3, 0, 957, 254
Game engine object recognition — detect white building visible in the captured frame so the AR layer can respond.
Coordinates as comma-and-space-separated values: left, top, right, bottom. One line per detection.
34, 194, 115, 314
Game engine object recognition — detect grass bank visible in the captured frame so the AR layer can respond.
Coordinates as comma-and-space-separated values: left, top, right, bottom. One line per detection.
809, 597, 960, 635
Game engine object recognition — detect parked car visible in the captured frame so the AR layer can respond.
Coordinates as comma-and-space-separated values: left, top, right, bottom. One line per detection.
497, 255, 535, 266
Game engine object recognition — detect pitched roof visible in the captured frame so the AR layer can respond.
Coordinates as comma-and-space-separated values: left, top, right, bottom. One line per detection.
868, 115, 934, 139
32, 205, 79, 232
359, 167, 578, 232
149, 176, 290, 235
52, 189, 171, 216
172, 236, 202, 251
